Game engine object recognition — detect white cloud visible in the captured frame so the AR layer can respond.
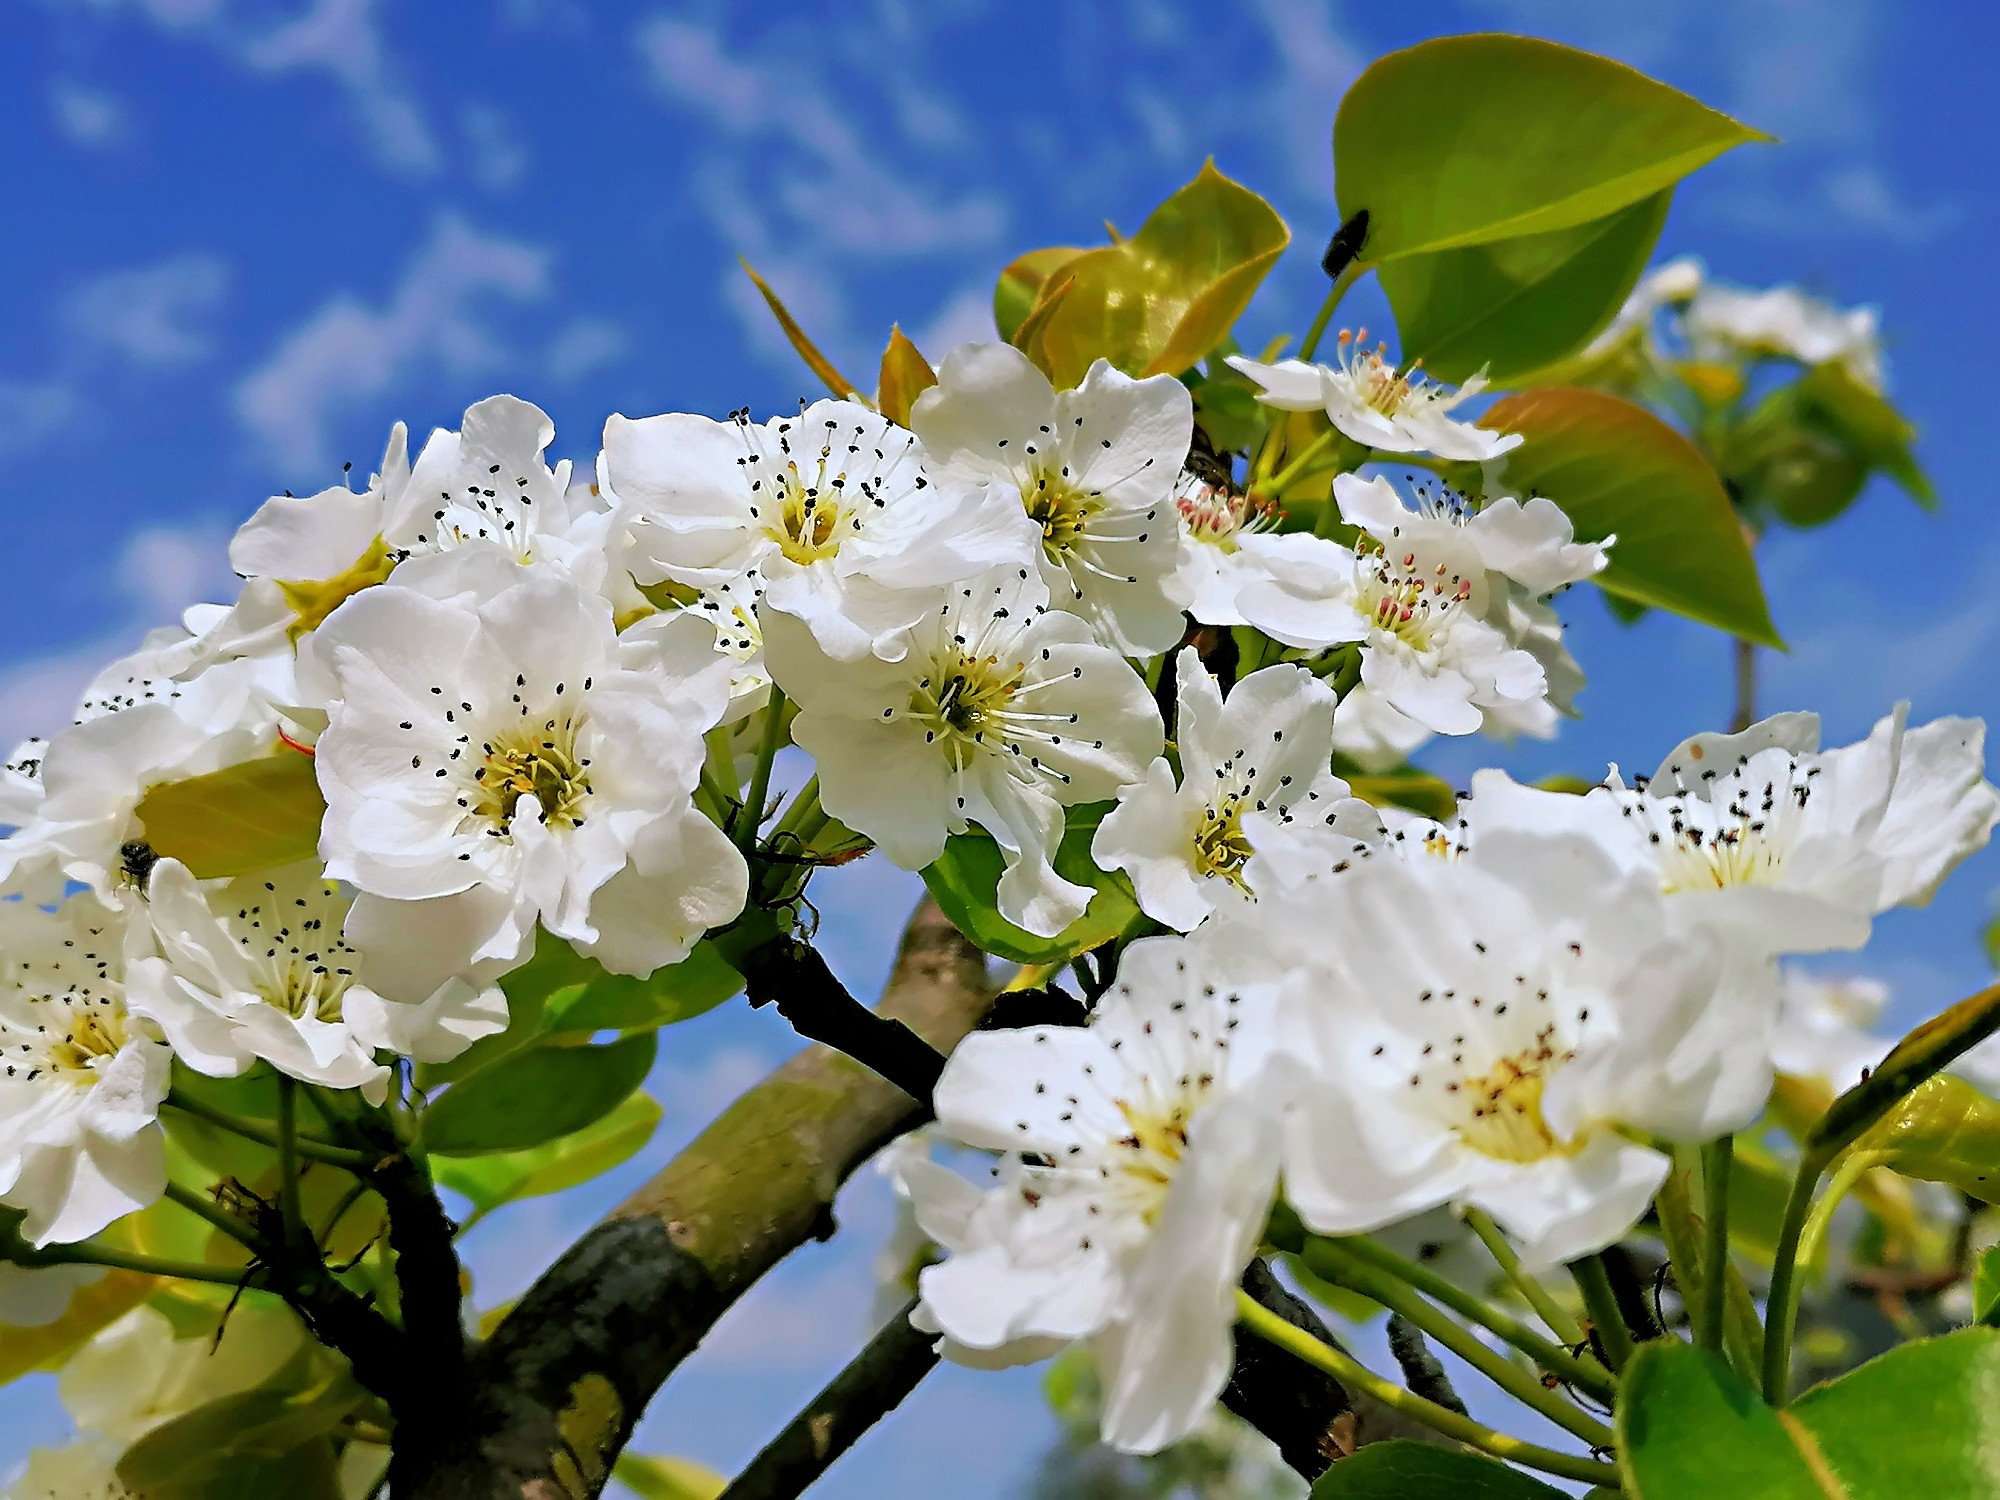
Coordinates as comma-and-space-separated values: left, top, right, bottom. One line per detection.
1248, 0, 1364, 198
49, 81, 127, 147
0, 382, 77, 458
461, 103, 529, 192
238, 0, 439, 175
234, 215, 548, 474
546, 317, 628, 384
64, 253, 228, 366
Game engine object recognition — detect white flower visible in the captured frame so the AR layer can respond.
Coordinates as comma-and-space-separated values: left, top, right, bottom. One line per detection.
0, 1261, 102, 1328
59, 1300, 307, 1444
1330, 684, 1433, 772
1164, 473, 1282, 628
313, 570, 748, 1001
1227, 333, 1523, 461
0, 895, 167, 1247
1464, 708, 2000, 955
913, 343, 1193, 657
908, 931, 1280, 1453
1250, 831, 1768, 1269
765, 564, 1162, 938
1770, 968, 1891, 1094
603, 399, 1035, 663
126, 858, 506, 1102
1685, 282, 1883, 390
1, 1439, 135, 1499
1092, 650, 1360, 931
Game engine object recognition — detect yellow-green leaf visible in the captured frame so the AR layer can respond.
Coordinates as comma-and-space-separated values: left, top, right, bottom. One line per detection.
1848, 1074, 2000, 1202
613, 1453, 728, 1500
432, 1090, 663, 1214
1795, 360, 1935, 509
994, 246, 1086, 343
1029, 160, 1290, 389
739, 258, 861, 400
1336, 35, 1767, 263
921, 801, 1138, 965
1809, 979, 2000, 1160
421, 1032, 657, 1157
1476, 387, 1781, 647
135, 750, 325, 879
876, 324, 937, 427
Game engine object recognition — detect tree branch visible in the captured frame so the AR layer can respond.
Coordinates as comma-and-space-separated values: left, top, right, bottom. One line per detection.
1385, 1314, 1468, 1416
738, 935, 949, 1106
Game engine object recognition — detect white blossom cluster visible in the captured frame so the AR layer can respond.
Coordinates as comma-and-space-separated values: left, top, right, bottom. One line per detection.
0, 339, 1989, 1466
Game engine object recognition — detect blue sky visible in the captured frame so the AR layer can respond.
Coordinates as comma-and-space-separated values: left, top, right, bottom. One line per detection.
2, 0, 1998, 1493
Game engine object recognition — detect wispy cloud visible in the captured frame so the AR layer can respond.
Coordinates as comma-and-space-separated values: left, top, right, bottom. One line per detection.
545, 317, 628, 385
64, 253, 228, 366
48, 80, 128, 147
234, 215, 548, 474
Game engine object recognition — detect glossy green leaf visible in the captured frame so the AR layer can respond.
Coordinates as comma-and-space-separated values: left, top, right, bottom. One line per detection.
921, 801, 1139, 965
1809, 979, 2000, 1161
1028, 161, 1290, 389
1335, 35, 1766, 262
421, 1031, 657, 1157
1190, 349, 1271, 454
1476, 387, 1781, 647
1795, 361, 1935, 509
118, 1364, 362, 1496
613, 1453, 728, 1500
1380, 190, 1670, 386
1849, 1073, 2000, 1201
1619, 1332, 2000, 1498
994, 246, 1087, 344
1312, 1441, 1566, 1499
432, 1090, 662, 1214
135, 750, 325, 878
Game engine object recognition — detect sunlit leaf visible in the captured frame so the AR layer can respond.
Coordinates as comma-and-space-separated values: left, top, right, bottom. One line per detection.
432, 1090, 662, 1214
1794, 360, 1935, 509
739, 257, 861, 400
994, 246, 1086, 344
1848, 1073, 2000, 1202
135, 750, 325, 879
1475, 387, 1781, 647
921, 801, 1139, 965
1311, 1441, 1565, 1498
421, 1032, 657, 1157
613, 1453, 728, 1500
1335, 35, 1766, 262
0, 1259, 157, 1387
1809, 979, 2000, 1160
876, 324, 938, 427
1974, 1245, 2000, 1326
1380, 190, 1670, 385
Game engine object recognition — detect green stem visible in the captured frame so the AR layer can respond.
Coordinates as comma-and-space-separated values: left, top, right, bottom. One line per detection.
23, 1241, 256, 1289
164, 1181, 265, 1253
1465, 1207, 1583, 1346
770, 773, 826, 845
1297, 260, 1364, 363
277, 1077, 306, 1251
1796, 1150, 1889, 1293
737, 688, 788, 853
1322, 1234, 1613, 1403
1306, 1240, 1614, 1446
1762, 1148, 1829, 1405
163, 1090, 373, 1169
1699, 1137, 1735, 1356
1234, 1291, 1620, 1488
1658, 1147, 1713, 1349
1569, 1254, 1635, 1371
1261, 428, 1339, 496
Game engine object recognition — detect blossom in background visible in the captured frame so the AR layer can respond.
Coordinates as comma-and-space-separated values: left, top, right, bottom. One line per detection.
907, 931, 1280, 1453
913, 343, 1193, 657
313, 569, 747, 1001
1093, 650, 1364, 931
768, 563, 1161, 937
603, 399, 1033, 663
0, 896, 168, 1247
1582, 256, 1705, 361
1685, 281, 1883, 390
1227, 333, 1523, 461
1770, 968, 1892, 1094
1244, 831, 1771, 1269
127, 858, 507, 1102
0, 1261, 102, 1329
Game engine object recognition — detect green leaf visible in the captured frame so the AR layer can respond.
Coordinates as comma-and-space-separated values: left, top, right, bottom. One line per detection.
421, 1032, 657, 1157
1975, 1246, 2000, 1326
1809, 980, 2000, 1161
738, 257, 860, 400
1618, 1332, 2000, 1498
1028, 160, 1290, 389
0, 1258, 158, 1387
1794, 361, 1935, 509
1475, 387, 1781, 647
118, 1365, 363, 1496
432, 1090, 663, 1214
994, 246, 1087, 344
1191, 351, 1271, 454
135, 750, 325, 879
921, 801, 1139, 965
1380, 190, 1670, 386
1848, 1073, 2000, 1201
1335, 759, 1458, 823
1312, 1441, 1567, 1499
1724, 1135, 1798, 1269
542, 941, 743, 1035
1986, 913, 2000, 972
613, 1452, 728, 1500
1335, 35, 1767, 263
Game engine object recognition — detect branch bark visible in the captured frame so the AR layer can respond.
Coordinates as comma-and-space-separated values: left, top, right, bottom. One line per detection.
401, 898, 993, 1499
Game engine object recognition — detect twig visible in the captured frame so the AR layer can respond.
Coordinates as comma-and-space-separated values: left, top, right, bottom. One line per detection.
740, 936, 949, 1107
1222, 1259, 1355, 1480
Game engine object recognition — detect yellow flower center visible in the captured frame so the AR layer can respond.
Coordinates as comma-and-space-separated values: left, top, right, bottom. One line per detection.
909, 655, 1023, 747
1453, 1035, 1578, 1164
471, 713, 591, 831
1115, 1097, 1194, 1224
1023, 468, 1102, 563
768, 467, 851, 565
43, 1007, 127, 1080
1191, 794, 1255, 890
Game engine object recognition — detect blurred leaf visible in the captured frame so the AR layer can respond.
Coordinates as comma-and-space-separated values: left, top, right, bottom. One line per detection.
1974, 1245, 2000, 1326
1476, 387, 1781, 647
1311, 1441, 1565, 1498
1381, 189, 1670, 386
1986, 914, 2000, 972
1809, 980, 2000, 1161
994, 246, 1087, 343
739, 257, 860, 400
1735, 425, 1870, 530
1619, 1331, 2000, 1498
1028, 160, 1290, 389
422, 1032, 657, 1157
1335, 35, 1766, 262
1334, 758, 1457, 823
613, 1453, 728, 1500
136, 750, 324, 879
1795, 360, 1935, 509
1191, 353, 1270, 454
1849, 1073, 2000, 1202
541, 941, 742, 1036
876, 325, 937, 427
118, 1364, 362, 1496
1011, 269, 1076, 362
432, 1090, 662, 1214
0, 1263, 157, 1387
921, 801, 1139, 965
1725, 1136, 1798, 1269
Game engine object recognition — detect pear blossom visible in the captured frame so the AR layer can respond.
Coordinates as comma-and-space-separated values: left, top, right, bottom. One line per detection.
1770, 968, 1891, 1094
126, 858, 506, 1102
1331, 684, 1434, 771
1462, 708, 2000, 954
907, 931, 1281, 1453
1092, 650, 1365, 931
59, 1300, 308, 1444
765, 563, 1161, 938
313, 569, 748, 1002
0, 895, 168, 1247
1164, 472, 1283, 627
1685, 281, 1883, 390
1226, 332, 1523, 461
0, 1440, 135, 1499
912, 343, 1193, 657
0, 1261, 102, 1328
1250, 831, 1770, 1269
602, 400, 1034, 663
